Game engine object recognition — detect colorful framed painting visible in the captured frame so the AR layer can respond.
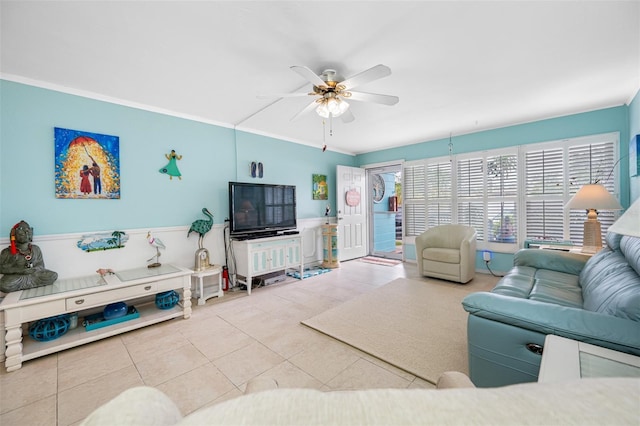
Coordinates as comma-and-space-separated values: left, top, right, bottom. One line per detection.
54, 127, 120, 199
631, 134, 640, 177
312, 174, 328, 200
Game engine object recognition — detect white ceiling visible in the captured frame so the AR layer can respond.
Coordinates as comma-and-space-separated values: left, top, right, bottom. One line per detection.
1, 1, 639, 155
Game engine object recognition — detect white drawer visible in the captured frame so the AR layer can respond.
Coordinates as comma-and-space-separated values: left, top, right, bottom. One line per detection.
4, 300, 66, 325
155, 276, 185, 292
66, 282, 157, 310
250, 238, 299, 249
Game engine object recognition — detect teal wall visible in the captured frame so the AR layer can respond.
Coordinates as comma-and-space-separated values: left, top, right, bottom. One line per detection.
629, 90, 640, 202
0, 80, 354, 237
630, 90, 640, 144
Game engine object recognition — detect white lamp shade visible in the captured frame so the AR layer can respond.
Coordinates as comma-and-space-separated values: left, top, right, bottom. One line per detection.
565, 184, 623, 210
608, 198, 640, 237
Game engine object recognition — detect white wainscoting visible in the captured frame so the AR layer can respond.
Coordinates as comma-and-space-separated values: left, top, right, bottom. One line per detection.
0, 218, 331, 280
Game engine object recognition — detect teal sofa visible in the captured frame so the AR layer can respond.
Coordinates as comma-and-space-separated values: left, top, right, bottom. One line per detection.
462, 232, 640, 387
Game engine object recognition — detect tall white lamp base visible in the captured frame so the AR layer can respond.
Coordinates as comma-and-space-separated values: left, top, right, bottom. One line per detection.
581, 212, 602, 253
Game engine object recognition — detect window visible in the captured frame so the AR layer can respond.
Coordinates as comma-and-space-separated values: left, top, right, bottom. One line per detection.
454, 150, 518, 247
426, 161, 452, 228
402, 132, 619, 250
524, 147, 564, 240
486, 154, 518, 244
524, 137, 618, 245
403, 162, 426, 237
457, 158, 484, 240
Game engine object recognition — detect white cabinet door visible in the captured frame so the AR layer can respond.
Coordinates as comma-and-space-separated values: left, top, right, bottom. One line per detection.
252, 245, 287, 273
269, 245, 287, 270
286, 242, 301, 267
251, 248, 271, 275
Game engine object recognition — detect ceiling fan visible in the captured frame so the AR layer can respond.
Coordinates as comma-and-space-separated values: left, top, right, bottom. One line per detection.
261, 64, 399, 123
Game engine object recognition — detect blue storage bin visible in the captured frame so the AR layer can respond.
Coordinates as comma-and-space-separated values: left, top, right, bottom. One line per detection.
155, 290, 179, 310
29, 314, 71, 342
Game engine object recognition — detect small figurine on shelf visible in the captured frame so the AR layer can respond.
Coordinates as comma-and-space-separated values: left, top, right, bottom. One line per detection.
146, 231, 166, 268
0, 221, 58, 293
324, 204, 331, 224
96, 268, 115, 276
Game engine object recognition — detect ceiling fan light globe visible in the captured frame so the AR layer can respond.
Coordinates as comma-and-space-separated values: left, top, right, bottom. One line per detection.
324, 98, 349, 117
337, 99, 350, 114
316, 103, 330, 118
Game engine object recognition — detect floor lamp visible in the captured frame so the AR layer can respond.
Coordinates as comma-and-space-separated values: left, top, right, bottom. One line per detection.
565, 184, 622, 253
608, 197, 640, 238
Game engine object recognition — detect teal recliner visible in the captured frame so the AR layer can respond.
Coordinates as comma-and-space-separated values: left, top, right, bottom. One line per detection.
462, 232, 640, 387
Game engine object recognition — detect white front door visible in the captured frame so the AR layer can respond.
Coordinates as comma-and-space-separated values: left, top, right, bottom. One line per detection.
336, 165, 367, 261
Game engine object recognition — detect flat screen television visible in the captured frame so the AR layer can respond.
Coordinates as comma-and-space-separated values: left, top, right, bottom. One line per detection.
228, 181, 297, 238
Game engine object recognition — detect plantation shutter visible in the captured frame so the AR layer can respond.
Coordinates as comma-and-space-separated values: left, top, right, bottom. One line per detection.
457, 158, 485, 241
486, 154, 518, 243
525, 148, 565, 240
401, 133, 617, 249
568, 141, 617, 244
426, 161, 452, 228
403, 162, 426, 236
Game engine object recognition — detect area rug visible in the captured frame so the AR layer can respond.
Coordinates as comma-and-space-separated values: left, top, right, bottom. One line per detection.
359, 256, 402, 266
301, 276, 496, 384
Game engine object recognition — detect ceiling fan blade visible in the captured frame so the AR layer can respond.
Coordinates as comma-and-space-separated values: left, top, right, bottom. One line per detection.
257, 92, 310, 99
339, 64, 391, 90
347, 91, 399, 106
291, 65, 328, 88
291, 99, 319, 122
340, 109, 355, 123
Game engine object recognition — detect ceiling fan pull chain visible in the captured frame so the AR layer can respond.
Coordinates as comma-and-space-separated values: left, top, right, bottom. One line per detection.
330, 114, 334, 137
322, 119, 327, 151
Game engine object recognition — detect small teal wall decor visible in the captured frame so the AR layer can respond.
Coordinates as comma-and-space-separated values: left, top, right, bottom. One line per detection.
159, 150, 182, 180
77, 231, 128, 252
54, 127, 120, 199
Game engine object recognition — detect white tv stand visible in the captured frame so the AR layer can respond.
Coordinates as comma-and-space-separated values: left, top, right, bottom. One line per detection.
232, 234, 303, 295
0, 264, 192, 372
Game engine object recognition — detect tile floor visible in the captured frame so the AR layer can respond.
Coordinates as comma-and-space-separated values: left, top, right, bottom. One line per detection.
0, 259, 495, 426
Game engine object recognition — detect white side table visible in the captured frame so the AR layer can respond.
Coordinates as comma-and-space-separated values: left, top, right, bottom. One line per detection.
538, 335, 640, 383
536, 244, 595, 259
191, 265, 223, 306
